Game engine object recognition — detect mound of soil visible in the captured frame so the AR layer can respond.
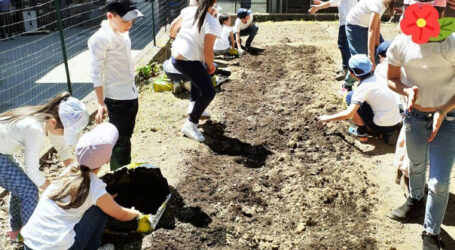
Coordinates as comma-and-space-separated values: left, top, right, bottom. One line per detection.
146, 44, 379, 249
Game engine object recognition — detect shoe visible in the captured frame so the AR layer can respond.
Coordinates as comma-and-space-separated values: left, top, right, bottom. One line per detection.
187, 101, 211, 120
335, 69, 348, 81
181, 120, 205, 142
98, 243, 115, 250
422, 231, 446, 250
389, 196, 425, 220
348, 127, 369, 142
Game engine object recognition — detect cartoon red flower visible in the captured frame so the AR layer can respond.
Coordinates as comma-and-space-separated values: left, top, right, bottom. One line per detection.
400, 4, 440, 44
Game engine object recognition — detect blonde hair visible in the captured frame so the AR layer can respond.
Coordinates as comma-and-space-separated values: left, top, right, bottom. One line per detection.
48, 164, 92, 209
0, 92, 70, 128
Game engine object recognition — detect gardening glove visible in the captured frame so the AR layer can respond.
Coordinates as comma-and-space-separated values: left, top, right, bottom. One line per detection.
136, 214, 152, 233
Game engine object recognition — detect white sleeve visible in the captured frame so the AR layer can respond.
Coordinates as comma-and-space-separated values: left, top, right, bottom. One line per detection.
386, 35, 404, 67
233, 19, 241, 34
22, 122, 46, 187
370, 1, 386, 15
88, 34, 108, 88
205, 17, 222, 37
328, 0, 341, 7
351, 85, 368, 105
91, 176, 108, 205
48, 134, 73, 162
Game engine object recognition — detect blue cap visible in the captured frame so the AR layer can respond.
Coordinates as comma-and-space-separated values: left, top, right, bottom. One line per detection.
237, 8, 251, 19
348, 54, 372, 77
376, 41, 391, 57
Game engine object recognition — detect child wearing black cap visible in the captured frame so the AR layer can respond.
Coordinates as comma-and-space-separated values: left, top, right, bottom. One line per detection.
88, 0, 143, 170
234, 8, 258, 54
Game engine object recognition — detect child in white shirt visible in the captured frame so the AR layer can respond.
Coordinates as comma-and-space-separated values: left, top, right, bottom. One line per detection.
214, 14, 236, 55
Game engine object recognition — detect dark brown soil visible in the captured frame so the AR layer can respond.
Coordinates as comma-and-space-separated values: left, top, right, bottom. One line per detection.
143, 44, 379, 249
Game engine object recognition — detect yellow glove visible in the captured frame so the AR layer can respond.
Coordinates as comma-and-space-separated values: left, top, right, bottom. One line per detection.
229, 49, 239, 56
136, 214, 152, 233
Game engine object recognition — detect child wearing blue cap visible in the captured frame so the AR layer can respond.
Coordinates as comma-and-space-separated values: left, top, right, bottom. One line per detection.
319, 54, 401, 143
234, 8, 258, 54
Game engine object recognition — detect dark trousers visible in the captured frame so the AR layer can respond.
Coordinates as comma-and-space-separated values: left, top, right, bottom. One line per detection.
338, 25, 351, 70
24, 206, 108, 250
238, 24, 258, 48
172, 58, 215, 124
105, 98, 138, 170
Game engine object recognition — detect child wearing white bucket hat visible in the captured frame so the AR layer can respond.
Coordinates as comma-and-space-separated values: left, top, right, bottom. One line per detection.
22, 122, 141, 250
0, 92, 89, 241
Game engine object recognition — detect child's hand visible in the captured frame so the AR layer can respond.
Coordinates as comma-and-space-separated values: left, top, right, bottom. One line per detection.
313, 0, 322, 4
95, 104, 108, 124
308, 5, 319, 14
207, 64, 216, 75
318, 115, 331, 123
404, 86, 419, 111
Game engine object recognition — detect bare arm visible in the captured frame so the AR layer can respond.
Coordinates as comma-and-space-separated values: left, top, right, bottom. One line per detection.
97, 193, 140, 221
230, 32, 235, 50
204, 34, 217, 74
170, 17, 182, 39
387, 64, 418, 110
319, 104, 360, 122
308, 1, 331, 14
236, 32, 243, 52
368, 13, 381, 69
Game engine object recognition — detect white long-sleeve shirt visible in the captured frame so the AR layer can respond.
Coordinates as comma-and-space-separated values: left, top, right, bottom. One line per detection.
88, 20, 138, 100
0, 117, 72, 187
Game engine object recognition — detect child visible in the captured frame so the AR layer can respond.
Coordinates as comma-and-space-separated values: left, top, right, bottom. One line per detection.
21, 123, 140, 250
234, 8, 258, 54
318, 54, 401, 143
0, 92, 89, 240
88, 0, 143, 170
308, 0, 358, 80
214, 14, 236, 55
170, 0, 221, 142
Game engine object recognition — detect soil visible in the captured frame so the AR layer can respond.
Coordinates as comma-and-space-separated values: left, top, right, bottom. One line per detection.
2, 21, 455, 250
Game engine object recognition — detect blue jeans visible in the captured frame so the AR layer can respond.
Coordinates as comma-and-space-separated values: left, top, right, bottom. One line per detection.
338, 25, 351, 70
0, 154, 38, 231
404, 109, 455, 234
172, 57, 216, 124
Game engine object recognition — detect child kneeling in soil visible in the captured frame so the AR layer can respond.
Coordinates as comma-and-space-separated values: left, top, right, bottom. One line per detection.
21, 123, 141, 250
318, 54, 401, 143
214, 14, 238, 56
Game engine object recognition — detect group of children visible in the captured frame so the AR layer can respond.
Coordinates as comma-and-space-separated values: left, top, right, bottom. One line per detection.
0, 0, 262, 248
315, 0, 455, 249
0, 0, 453, 249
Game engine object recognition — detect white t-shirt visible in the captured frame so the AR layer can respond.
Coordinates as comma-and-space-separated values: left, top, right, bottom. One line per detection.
351, 75, 402, 126
22, 170, 107, 250
0, 117, 72, 187
233, 13, 253, 33
375, 62, 406, 105
88, 20, 138, 100
346, 0, 386, 28
387, 34, 455, 108
403, 0, 446, 7
171, 6, 221, 62
214, 25, 233, 51
329, 0, 358, 26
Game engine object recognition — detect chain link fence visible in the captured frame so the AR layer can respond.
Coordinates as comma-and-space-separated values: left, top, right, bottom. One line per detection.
0, 0, 186, 112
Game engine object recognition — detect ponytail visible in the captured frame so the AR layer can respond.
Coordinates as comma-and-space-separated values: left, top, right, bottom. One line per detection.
48, 165, 91, 209
193, 0, 215, 32
0, 91, 70, 128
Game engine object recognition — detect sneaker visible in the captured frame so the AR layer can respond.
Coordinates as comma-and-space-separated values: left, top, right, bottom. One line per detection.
187, 101, 211, 120
98, 243, 115, 250
7, 230, 20, 241
348, 127, 369, 142
389, 196, 425, 220
181, 120, 205, 142
422, 231, 446, 250
335, 69, 348, 81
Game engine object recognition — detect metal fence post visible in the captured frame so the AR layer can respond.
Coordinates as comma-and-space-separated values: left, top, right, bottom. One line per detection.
54, 0, 72, 95
152, 0, 156, 46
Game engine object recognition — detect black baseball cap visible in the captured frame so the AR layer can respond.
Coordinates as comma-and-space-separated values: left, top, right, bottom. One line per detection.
106, 0, 144, 20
